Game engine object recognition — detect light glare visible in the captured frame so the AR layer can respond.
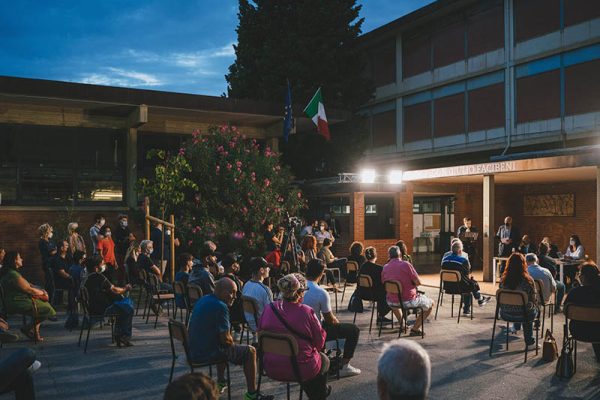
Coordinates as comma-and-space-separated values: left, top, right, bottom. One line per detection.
388, 170, 403, 184
360, 169, 376, 183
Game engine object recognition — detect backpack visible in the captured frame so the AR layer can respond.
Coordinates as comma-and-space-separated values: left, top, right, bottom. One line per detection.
347, 289, 363, 313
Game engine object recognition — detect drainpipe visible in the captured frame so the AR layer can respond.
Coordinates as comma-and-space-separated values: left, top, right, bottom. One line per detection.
502, 0, 514, 156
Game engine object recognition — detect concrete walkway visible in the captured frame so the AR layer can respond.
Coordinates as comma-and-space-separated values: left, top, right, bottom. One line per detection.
1, 285, 599, 400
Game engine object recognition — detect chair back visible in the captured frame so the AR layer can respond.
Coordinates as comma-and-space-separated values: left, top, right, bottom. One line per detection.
0, 284, 7, 318
242, 295, 259, 315
533, 279, 549, 304
187, 284, 203, 305
440, 269, 461, 283
496, 289, 528, 306
78, 285, 91, 314
564, 304, 600, 323
346, 260, 359, 273
173, 281, 186, 296
384, 280, 403, 296
258, 331, 299, 356
137, 268, 148, 284
358, 274, 373, 289
168, 319, 191, 363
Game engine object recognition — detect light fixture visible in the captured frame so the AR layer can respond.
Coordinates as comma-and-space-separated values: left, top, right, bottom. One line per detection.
360, 169, 376, 184
388, 170, 403, 184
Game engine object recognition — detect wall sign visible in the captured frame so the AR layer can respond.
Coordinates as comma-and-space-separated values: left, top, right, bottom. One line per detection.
523, 194, 575, 217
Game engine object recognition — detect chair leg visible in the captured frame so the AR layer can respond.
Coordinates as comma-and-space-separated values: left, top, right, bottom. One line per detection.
550, 305, 554, 332
353, 311, 357, 324
489, 312, 498, 357
458, 296, 463, 324
506, 321, 509, 351
471, 295, 474, 320
435, 289, 442, 320
341, 282, 347, 304
287, 382, 291, 400
369, 301, 375, 334
226, 363, 231, 400
78, 320, 85, 347
574, 340, 578, 374
541, 305, 545, 334
169, 357, 175, 383
84, 324, 92, 354
451, 295, 454, 318
378, 312, 384, 338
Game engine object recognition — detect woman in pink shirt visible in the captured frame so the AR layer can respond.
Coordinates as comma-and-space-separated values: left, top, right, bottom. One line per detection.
259, 273, 331, 399
382, 246, 433, 336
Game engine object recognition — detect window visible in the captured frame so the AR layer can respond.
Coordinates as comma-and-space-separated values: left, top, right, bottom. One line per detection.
372, 110, 396, 148
403, 102, 431, 144
364, 195, 395, 239
468, 83, 505, 131
434, 93, 465, 137
365, 204, 377, 214
564, 0, 600, 27
467, 2, 504, 57
137, 132, 189, 180
565, 59, 600, 116
0, 124, 125, 205
516, 70, 561, 123
402, 31, 431, 79
432, 21, 465, 68
330, 205, 351, 215
514, 0, 560, 43
368, 39, 396, 87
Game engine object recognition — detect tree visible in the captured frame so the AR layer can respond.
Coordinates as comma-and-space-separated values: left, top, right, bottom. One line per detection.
226, 0, 373, 178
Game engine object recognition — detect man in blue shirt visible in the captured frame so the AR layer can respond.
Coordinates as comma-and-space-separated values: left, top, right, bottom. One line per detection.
441, 240, 491, 315
188, 278, 273, 400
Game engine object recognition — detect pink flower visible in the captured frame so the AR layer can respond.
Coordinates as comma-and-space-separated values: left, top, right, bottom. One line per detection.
178, 148, 185, 156
248, 199, 253, 205
248, 239, 254, 247
264, 178, 271, 187
192, 130, 201, 138
297, 192, 302, 198
226, 163, 232, 170
229, 141, 236, 148
187, 240, 193, 246
236, 161, 242, 168
242, 207, 248, 214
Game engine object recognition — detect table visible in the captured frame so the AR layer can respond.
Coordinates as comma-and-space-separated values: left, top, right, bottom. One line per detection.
492, 257, 508, 285
552, 258, 583, 284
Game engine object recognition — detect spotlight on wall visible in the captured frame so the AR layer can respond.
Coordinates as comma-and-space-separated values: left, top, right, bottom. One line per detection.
388, 170, 403, 184
360, 169, 377, 184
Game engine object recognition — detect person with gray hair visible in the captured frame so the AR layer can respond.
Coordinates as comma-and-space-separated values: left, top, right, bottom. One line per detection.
441, 240, 490, 316
382, 246, 433, 336
377, 339, 431, 400
525, 253, 563, 312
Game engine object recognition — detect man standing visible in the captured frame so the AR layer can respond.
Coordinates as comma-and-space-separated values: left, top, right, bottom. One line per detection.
241, 258, 273, 333
496, 216, 520, 257
526, 253, 564, 313
456, 217, 477, 263
303, 259, 361, 377
114, 214, 135, 282
188, 278, 273, 400
89, 214, 105, 255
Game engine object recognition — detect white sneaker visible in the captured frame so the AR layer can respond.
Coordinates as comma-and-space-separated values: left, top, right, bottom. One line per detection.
527, 343, 541, 351
28, 360, 42, 374
338, 363, 361, 377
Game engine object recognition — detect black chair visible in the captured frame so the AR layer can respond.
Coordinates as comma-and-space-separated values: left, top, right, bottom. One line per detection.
564, 304, 600, 373
240, 296, 259, 344
168, 319, 231, 400
434, 269, 473, 324
77, 286, 118, 353
257, 331, 305, 400
353, 274, 376, 334
145, 274, 175, 329
489, 289, 540, 362
382, 280, 425, 339
134, 269, 149, 317
341, 261, 359, 305
172, 281, 189, 323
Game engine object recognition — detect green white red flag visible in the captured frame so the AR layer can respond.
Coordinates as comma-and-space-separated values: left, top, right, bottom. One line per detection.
303, 87, 330, 141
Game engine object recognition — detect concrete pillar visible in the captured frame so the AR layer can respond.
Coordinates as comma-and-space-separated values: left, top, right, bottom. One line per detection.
597, 166, 600, 263
483, 175, 495, 282
126, 128, 138, 208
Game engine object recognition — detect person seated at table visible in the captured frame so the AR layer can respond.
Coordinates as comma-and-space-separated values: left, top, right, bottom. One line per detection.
83, 255, 134, 347
259, 273, 331, 399
441, 240, 491, 315
526, 253, 564, 314
563, 262, 600, 363
382, 246, 433, 336
518, 235, 536, 255
317, 238, 345, 285
0, 251, 56, 342
358, 247, 391, 323
537, 242, 558, 278
541, 237, 560, 259
303, 259, 361, 378
565, 234, 585, 260
394, 240, 412, 264
499, 253, 539, 349
314, 220, 335, 248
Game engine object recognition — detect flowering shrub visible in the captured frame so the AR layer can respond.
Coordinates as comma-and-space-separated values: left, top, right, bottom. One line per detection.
140, 125, 305, 256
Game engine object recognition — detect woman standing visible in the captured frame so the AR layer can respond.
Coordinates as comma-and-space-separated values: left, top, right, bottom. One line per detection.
38, 223, 57, 292
83, 255, 134, 347
124, 242, 141, 284
96, 225, 118, 284
66, 222, 86, 257
0, 251, 56, 341
499, 253, 539, 349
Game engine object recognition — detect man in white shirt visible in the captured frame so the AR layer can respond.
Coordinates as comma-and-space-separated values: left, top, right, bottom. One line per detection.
303, 259, 361, 378
526, 253, 559, 310
241, 257, 273, 332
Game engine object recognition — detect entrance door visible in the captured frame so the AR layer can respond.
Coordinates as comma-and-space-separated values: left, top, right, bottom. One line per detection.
412, 196, 455, 254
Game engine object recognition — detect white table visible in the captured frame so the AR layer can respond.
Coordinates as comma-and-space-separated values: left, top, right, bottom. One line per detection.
492, 257, 508, 286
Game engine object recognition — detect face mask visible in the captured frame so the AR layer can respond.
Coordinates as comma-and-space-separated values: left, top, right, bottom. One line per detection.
99, 219, 106, 227
120, 220, 128, 227
166, 229, 172, 236
100, 264, 106, 273
48, 232, 54, 239
570, 240, 575, 246
320, 226, 325, 231
105, 232, 111, 237
147, 248, 153, 255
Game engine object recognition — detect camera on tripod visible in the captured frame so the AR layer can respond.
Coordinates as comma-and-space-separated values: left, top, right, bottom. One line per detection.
283, 212, 301, 229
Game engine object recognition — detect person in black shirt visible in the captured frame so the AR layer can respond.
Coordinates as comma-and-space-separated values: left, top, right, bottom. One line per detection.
346, 241, 366, 284
263, 221, 282, 253
222, 254, 244, 334
84, 255, 134, 347
563, 262, 600, 362
114, 214, 135, 283
537, 242, 558, 277
50, 240, 73, 291
358, 247, 390, 323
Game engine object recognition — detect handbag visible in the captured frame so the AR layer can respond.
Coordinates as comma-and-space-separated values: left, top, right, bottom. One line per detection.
542, 329, 558, 362
555, 324, 575, 379
347, 289, 363, 313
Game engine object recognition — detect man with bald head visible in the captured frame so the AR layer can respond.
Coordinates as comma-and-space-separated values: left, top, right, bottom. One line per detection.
377, 339, 431, 400
188, 278, 273, 400
496, 216, 520, 257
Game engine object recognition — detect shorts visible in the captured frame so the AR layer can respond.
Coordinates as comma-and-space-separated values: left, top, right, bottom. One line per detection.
221, 344, 252, 366
388, 294, 433, 310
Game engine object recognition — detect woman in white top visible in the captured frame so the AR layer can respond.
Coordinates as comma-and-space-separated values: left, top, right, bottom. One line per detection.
565, 234, 585, 260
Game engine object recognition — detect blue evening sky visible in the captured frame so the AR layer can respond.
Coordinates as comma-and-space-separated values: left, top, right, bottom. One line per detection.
0, 0, 434, 96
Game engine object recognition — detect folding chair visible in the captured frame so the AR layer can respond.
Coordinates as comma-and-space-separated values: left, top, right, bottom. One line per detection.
145, 274, 175, 329
0, 284, 39, 345
564, 304, 600, 373
257, 331, 305, 400
240, 296, 259, 344
489, 289, 540, 362
77, 286, 118, 353
185, 284, 202, 325
168, 319, 231, 400
534, 279, 555, 333
281, 260, 291, 274
434, 269, 473, 323
134, 269, 149, 316
382, 280, 425, 339
173, 281, 189, 323
341, 260, 359, 305
353, 274, 376, 334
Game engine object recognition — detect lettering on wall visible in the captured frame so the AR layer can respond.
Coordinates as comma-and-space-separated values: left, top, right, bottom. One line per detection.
523, 194, 575, 217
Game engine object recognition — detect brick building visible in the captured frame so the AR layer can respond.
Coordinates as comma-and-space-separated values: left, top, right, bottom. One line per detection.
304, 0, 600, 281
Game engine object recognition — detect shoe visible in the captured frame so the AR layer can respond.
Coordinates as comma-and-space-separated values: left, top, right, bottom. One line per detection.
48, 316, 58, 322
28, 360, 42, 374
217, 382, 228, 394
478, 296, 491, 307
338, 363, 361, 377
508, 327, 518, 334
244, 392, 274, 400
462, 310, 472, 316
527, 343, 541, 350
0, 330, 20, 343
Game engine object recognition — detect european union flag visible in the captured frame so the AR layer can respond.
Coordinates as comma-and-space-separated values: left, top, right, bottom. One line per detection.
283, 80, 293, 142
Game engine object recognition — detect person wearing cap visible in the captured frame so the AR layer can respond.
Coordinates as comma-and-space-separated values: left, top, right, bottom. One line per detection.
222, 254, 244, 334
259, 273, 331, 399
189, 245, 219, 295
303, 259, 361, 378
241, 258, 273, 333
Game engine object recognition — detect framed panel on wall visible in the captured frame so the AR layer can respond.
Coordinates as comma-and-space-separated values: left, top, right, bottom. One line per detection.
523, 194, 575, 216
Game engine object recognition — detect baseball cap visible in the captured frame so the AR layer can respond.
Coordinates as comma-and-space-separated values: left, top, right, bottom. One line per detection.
249, 257, 272, 273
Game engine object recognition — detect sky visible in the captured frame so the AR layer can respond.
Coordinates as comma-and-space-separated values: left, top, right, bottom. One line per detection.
0, 0, 434, 96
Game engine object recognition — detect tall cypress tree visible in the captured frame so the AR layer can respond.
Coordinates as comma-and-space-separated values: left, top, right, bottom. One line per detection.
226, 0, 373, 178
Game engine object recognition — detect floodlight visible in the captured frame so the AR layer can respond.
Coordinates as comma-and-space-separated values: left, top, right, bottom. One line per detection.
388, 170, 403, 184
360, 169, 376, 184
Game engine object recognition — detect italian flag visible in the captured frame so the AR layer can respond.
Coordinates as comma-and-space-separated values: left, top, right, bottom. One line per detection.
303, 88, 330, 141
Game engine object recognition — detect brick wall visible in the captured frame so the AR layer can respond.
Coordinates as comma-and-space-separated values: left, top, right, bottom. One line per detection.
0, 210, 144, 285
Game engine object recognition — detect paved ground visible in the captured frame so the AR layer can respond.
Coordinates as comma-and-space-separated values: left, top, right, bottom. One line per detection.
1, 284, 599, 400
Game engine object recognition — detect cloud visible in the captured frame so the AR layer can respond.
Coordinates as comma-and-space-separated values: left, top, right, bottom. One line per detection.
79, 67, 161, 87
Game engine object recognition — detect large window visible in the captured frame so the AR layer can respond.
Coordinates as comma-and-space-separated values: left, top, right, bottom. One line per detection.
0, 124, 125, 205
367, 39, 396, 87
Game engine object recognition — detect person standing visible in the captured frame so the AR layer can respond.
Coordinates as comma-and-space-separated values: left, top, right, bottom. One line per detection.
114, 214, 135, 283
96, 226, 118, 284
66, 222, 86, 257
496, 216, 520, 257
263, 222, 283, 253
150, 222, 170, 277
89, 214, 105, 255
456, 217, 478, 263
38, 223, 57, 294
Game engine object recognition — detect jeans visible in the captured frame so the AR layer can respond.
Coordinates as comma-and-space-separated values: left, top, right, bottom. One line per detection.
555, 281, 566, 309
106, 302, 134, 339
502, 308, 539, 345
301, 352, 330, 400
324, 323, 360, 360
0, 348, 36, 400
462, 291, 482, 312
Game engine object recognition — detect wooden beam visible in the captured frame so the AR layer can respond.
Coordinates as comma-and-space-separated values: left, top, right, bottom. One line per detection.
128, 104, 148, 128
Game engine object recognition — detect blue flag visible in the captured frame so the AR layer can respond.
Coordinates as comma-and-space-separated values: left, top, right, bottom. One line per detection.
283, 80, 293, 142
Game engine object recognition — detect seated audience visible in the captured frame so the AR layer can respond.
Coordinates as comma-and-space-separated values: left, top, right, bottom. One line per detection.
303, 259, 361, 377
358, 247, 391, 323
241, 258, 273, 332
302, 235, 319, 266
441, 238, 469, 261
499, 253, 539, 349
188, 278, 273, 400
394, 240, 412, 264
537, 242, 558, 277
189, 245, 219, 295
138, 240, 170, 287
541, 237, 560, 259
0, 247, 5, 268
518, 235, 536, 255
314, 220, 334, 247
222, 254, 244, 333
163, 372, 219, 400
346, 241, 366, 283
317, 238, 344, 285
50, 240, 74, 294
259, 273, 331, 399
175, 253, 193, 309
377, 339, 431, 400
563, 262, 600, 363
440, 240, 490, 315
83, 255, 134, 347
96, 225, 118, 283
382, 246, 433, 336
0, 251, 55, 342
526, 253, 564, 313
65, 250, 86, 329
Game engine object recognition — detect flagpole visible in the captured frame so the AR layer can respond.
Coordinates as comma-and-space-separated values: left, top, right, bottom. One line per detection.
303, 87, 321, 113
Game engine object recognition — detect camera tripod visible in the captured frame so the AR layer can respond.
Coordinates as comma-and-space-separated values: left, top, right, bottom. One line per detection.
281, 225, 300, 273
